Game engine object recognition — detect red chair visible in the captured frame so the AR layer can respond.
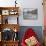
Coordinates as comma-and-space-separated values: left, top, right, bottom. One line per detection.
21, 28, 41, 46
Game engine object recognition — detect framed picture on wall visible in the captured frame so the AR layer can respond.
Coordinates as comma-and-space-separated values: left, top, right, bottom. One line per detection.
2, 10, 9, 15
23, 8, 38, 20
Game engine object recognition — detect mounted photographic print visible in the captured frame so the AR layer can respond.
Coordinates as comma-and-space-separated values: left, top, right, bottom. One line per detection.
23, 8, 38, 20
2, 10, 9, 15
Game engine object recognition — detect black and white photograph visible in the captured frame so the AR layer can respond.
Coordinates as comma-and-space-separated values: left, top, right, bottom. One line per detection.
23, 8, 38, 20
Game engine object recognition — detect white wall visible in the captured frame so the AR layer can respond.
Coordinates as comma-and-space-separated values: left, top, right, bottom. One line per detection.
17, 0, 44, 26
0, 0, 44, 26
0, 0, 15, 7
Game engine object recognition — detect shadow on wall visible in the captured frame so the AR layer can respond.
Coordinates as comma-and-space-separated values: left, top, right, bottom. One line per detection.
18, 26, 43, 44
